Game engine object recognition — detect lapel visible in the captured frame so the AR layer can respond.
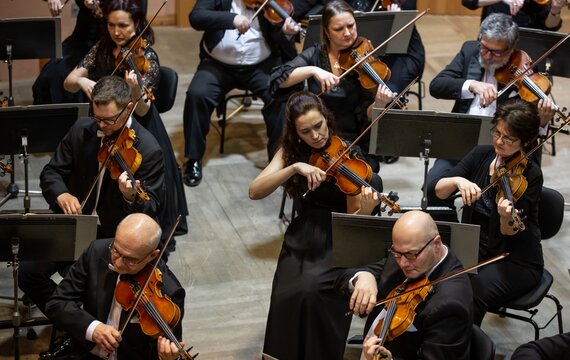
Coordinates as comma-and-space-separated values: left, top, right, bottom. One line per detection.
96, 256, 119, 321
467, 54, 484, 82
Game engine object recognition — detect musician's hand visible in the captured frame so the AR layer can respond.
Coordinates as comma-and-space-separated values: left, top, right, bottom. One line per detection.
157, 336, 184, 360
387, 3, 401, 11
496, 196, 514, 218
294, 163, 327, 191
56, 193, 82, 214
92, 323, 122, 354
78, 77, 96, 100
468, 81, 497, 107
118, 171, 139, 201
350, 271, 378, 315
359, 186, 381, 216
537, 98, 556, 127
373, 85, 395, 108
282, 17, 300, 36
454, 177, 481, 206
234, 15, 251, 34
47, 0, 64, 16
550, 0, 566, 12
312, 67, 340, 93
502, 0, 524, 15
363, 335, 392, 360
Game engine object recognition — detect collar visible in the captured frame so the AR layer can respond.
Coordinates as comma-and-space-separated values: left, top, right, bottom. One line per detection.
425, 244, 449, 279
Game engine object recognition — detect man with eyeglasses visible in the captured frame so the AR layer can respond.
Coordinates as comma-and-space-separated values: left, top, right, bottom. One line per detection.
19, 76, 165, 321
335, 210, 473, 360
45, 213, 185, 360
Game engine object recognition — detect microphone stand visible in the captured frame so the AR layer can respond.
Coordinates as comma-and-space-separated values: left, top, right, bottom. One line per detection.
21, 130, 30, 214
420, 137, 431, 211
8, 236, 21, 360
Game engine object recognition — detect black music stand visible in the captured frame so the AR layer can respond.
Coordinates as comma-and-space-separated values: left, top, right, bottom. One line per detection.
369, 109, 493, 210
331, 212, 480, 269
0, 103, 89, 211
517, 27, 570, 79
0, 213, 97, 359
303, 10, 417, 55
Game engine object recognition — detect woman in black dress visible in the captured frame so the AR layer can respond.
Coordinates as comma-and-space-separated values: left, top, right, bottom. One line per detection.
430, 99, 544, 326
63, 0, 188, 240
249, 91, 384, 360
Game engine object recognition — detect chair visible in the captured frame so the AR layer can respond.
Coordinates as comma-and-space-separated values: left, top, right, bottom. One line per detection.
470, 325, 495, 360
154, 66, 178, 114
406, 78, 425, 110
488, 187, 565, 340
215, 89, 258, 154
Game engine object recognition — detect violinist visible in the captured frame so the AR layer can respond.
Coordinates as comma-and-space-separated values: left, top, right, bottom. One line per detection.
430, 99, 544, 326
249, 91, 383, 360
19, 76, 165, 321
181, 0, 300, 187
335, 210, 473, 360
462, 0, 566, 31
426, 13, 555, 208
44, 213, 186, 360
270, 0, 394, 171
64, 0, 189, 239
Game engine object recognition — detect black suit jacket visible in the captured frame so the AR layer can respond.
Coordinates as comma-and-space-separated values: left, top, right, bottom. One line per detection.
189, 0, 297, 62
336, 251, 473, 360
40, 117, 165, 238
45, 238, 185, 360
429, 40, 512, 114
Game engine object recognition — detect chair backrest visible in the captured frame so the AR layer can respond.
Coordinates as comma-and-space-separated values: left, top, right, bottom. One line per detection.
470, 325, 495, 360
154, 66, 178, 114
538, 187, 565, 240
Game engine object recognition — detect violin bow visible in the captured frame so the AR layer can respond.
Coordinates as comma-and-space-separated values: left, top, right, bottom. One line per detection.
318, 8, 429, 97
346, 253, 508, 316
111, 0, 168, 76
489, 32, 570, 106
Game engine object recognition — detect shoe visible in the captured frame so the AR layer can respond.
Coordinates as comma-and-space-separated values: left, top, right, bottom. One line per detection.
384, 156, 399, 164
39, 337, 74, 359
183, 160, 202, 187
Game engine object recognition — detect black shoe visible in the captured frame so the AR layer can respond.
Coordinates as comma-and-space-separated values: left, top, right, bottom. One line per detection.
39, 337, 74, 360
384, 156, 399, 164
183, 160, 202, 187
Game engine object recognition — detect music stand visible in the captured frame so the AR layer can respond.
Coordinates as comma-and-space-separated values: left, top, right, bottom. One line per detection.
0, 103, 89, 211
331, 212, 480, 270
369, 109, 493, 209
517, 27, 570, 78
303, 10, 417, 54
0, 213, 97, 359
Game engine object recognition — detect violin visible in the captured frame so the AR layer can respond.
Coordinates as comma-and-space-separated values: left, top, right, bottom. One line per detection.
308, 136, 401, 215
114, 36, 155, 102
241, 0, 306, 38
491, 151, 528, 232
97, 126, 151, 202
338, 37, 407, 109
495, 49, 566, 117
0, 158, 13, 177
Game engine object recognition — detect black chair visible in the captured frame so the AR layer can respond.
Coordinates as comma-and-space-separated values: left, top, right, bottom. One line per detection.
470, 325, 495, 360
406, 78, 425, 110
215, 89, 258, 154
154, 66, 178, 114
488, 187, 565, 341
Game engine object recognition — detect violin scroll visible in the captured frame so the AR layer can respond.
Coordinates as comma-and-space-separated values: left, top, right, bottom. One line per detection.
0, 156, 13, 177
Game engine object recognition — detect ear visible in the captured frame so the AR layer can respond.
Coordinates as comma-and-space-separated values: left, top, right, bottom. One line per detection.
148, 249, 160, 261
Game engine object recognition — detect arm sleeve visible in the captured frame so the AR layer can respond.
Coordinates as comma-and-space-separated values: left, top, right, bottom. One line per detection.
189, 0, 236, 31
269, 46, 319, 100
429, 42, 473, 100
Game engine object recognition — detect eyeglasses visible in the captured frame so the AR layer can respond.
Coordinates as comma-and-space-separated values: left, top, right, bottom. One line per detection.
389, 236, 436, 260
108, 241, 153, 266
90, 104, 129, 126
479, 42, 511, 58
491, 128, 519, 146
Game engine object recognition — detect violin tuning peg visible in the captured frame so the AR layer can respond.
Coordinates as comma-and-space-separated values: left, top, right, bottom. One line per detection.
387, 209, 394, 216
388, 191, 399, 202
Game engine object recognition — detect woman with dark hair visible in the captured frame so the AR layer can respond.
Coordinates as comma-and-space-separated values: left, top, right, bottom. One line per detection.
249, 91, 383, 360
429, 98, 544, 326
270, 0, 394, 170
64, 0, 188, 242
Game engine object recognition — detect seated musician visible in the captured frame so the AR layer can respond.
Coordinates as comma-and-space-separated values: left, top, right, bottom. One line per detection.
269, 0, 394, 171
335, 210, 473, 360
462, 0, 566, 31
181, 0, 300, 187
511, 331, 570, 359
19, 75, 164, 316
429, 99, 543, 326
427, 12, 555, 207
45, 213, 185, 360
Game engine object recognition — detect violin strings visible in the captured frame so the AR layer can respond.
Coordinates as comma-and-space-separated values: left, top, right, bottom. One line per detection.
352, 53, 405, 109
112, 151, 139, 191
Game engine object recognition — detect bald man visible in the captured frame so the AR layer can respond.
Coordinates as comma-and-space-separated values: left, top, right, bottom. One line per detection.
336, 210, 473, 360
44, 214, 185, 360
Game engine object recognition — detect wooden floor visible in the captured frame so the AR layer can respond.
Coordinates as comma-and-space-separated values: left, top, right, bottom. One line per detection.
1, 13, 570, 360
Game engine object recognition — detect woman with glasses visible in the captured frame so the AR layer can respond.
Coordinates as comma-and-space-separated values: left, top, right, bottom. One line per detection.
429, 98, 544, 326
64, 0, 189, 240
249, 91, 383, 360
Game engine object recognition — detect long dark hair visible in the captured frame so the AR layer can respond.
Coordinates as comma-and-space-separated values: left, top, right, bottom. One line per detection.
94, 0, 153, 80
281, 91, 336, 197
492, 99, 540, 151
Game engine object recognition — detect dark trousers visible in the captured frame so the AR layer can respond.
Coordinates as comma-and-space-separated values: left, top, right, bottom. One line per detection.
183, 56, 284, 162
470, 260, 542, 326
511, 332, 570, 360
18, 261, 72, 315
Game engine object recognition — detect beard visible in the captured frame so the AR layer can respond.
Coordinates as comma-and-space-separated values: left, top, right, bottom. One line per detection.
479, 53, 511, 73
